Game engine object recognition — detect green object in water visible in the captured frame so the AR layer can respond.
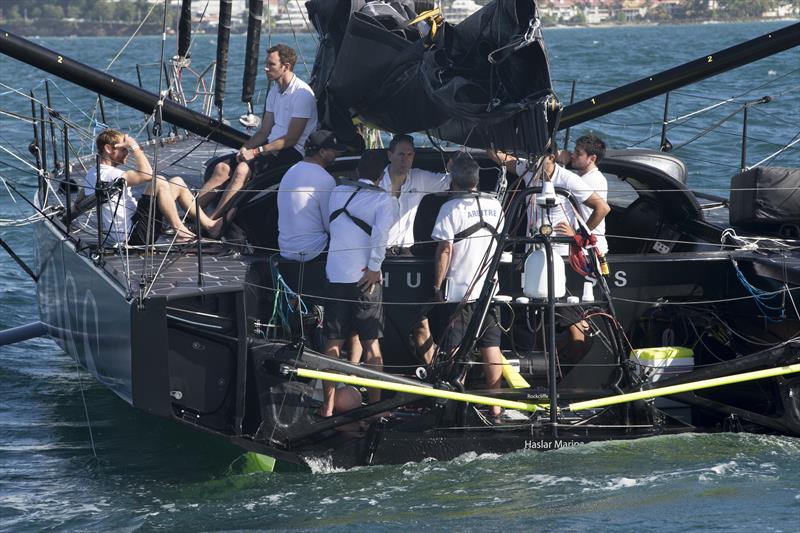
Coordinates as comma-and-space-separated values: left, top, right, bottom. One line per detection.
241, 452, 276, 473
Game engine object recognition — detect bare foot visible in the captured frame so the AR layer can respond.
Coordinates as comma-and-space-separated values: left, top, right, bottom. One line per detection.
205, 217, 224, 239
174, 226, 196, 243
488, 406, 502, 418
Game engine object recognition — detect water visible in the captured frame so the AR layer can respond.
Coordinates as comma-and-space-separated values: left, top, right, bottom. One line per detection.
1, 21, 799, 532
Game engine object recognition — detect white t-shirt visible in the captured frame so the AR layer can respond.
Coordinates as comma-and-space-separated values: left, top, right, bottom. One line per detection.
277, 161, 335, 261
379, 167, 451, 247
326, 179, 394, 283
265, 74, 318, 156
82, 164, 136, 244
431, 194, 504, 302
517, 160, 593, 256
578, 167, 609, 255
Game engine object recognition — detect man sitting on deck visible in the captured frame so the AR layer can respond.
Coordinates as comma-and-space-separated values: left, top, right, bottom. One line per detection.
198, 44, 319, 221
318, 149, 394, 418
81, 128, 221, 245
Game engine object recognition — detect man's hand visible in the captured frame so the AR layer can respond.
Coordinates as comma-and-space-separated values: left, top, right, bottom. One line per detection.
555, 149, 571, 167
486, 149, 515, 165
237, 146, 256, 162
357, 268, 382, 294
116, 135, 140, 152
554, 221, 576, 236
542, 154, 556, 180
432, 285, 445, 303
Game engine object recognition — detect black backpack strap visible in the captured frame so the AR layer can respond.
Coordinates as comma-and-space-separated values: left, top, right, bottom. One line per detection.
330, 186, 373, 236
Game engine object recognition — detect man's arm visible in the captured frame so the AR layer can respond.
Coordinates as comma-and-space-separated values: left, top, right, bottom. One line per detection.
582, 192, 610, 231
486, 149, 518, 176
240, 112, 275, 151
118, 135, 153, 187
240, 116, 307, 162
433, 240, 452, 301
359, 194, 393, 292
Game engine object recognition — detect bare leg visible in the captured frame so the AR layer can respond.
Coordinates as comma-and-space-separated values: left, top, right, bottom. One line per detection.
361, 338, 384, 404
348, 333, 362, 364
481, 346, 503, 417
210, 161, 251, 220
562, 321, 589, 366
196, 160, 233, 208
320, 339, 345, 417
168, 176, 223, 236
146, 177, 195, 241
413, 318, 434, 365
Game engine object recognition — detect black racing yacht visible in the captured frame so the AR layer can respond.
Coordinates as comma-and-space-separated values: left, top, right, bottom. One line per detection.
0, 1, 799, 469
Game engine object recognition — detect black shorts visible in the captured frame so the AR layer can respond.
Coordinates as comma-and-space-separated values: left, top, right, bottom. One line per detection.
127, 194, 163, 246
434, 302, 501, 350
323, 282, 384, 341
221, 148, 303, 176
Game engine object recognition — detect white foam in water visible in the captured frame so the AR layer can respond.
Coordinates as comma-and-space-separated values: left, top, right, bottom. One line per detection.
304, 454, 347, 474
603, 477, 639, 490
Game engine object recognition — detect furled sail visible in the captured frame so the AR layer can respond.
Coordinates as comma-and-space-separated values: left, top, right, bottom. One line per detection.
307, 0, 555, 154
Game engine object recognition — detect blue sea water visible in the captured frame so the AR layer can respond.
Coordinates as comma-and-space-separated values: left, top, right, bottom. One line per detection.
1, 20, 799, 532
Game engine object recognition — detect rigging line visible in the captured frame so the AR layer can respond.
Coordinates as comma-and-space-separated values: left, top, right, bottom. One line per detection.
73, 359, 98, 460
666, 97, 735, 125
105, 1, 161, 71
612, 286, 800, 307
0, 145, 42, 175
749, 130, 800, 169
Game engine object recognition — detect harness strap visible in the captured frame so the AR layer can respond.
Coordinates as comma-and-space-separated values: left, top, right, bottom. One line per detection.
453, 196, 499, 243
330, 183, 373, 236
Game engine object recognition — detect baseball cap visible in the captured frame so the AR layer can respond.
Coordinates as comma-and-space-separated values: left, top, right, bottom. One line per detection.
305, 130, 349, 152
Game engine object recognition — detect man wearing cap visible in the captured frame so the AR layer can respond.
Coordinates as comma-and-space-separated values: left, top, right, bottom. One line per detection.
277, 130, 347, 262
199, 44, 319, 220
318, 150, 394, 418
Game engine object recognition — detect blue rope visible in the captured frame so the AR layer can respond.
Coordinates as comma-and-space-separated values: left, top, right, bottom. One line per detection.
269, 258, 308, 337
732, 259, 785, 321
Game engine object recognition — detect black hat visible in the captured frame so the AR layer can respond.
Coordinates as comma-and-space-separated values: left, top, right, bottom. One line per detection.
305, 130, 349, 152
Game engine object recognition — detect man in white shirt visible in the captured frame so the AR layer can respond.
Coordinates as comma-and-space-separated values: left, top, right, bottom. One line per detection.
81, 128, 221, 245
559, 134, 609, 255
488, 149, 610, 366
318, 150, 394, 417
379, 134, 451, 363
380, 134, 451, 252
199, 44, 319, 220
277, 130, 346, 261
431, 155, 505, 418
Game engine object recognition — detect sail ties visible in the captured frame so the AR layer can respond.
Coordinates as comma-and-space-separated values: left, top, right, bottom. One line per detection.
407, 8, 444, 45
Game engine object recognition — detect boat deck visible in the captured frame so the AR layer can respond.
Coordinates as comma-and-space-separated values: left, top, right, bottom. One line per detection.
66, 135, 257, 300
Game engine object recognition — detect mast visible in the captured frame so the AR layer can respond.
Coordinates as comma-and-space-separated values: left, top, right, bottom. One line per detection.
213, 0, 233, 120
177, 0, 193, 61
240, 0, 264, 127
559, 21, 800, 130
0, 29, 248, 148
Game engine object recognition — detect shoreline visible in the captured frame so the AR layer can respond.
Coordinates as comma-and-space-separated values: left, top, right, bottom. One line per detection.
0, 16, 796, 38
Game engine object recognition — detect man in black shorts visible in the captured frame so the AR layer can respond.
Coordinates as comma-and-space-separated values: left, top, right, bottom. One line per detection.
318, 150, 394, 417
431, 156, 505, 417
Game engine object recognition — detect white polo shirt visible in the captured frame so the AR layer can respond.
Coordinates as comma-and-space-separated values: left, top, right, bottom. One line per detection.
578, 167, 609, 254
431, 194, 504, 302
379, 167, 451, 247
82, 164, 137, 244
517, 160, 593, 256
277, 161, 335, 261
265, 74, 318, 156
326, 179, 394, 283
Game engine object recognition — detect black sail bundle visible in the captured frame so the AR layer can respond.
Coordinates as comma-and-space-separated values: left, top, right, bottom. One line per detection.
307, 0, 556, 155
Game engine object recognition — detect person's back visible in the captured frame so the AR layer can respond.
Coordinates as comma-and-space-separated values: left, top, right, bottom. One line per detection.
277, 160, 335, 261
326, 179, 393, 283
433, 194, 504, 302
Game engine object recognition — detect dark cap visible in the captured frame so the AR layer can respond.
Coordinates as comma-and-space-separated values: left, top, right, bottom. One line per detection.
305, 130, 349, 152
